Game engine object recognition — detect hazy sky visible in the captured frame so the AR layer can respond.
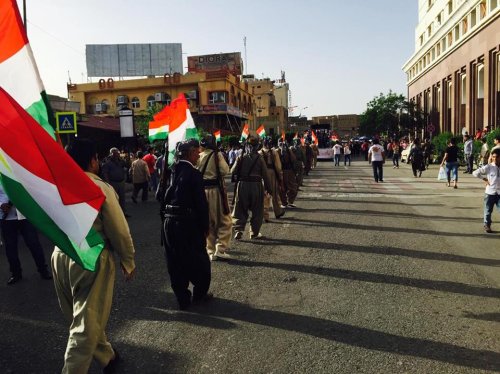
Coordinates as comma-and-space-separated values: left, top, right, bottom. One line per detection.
17, 0, 418, 117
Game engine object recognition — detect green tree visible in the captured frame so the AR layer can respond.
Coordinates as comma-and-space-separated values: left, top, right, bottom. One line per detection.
135, 104, 165, 138
359, 91, 410, 137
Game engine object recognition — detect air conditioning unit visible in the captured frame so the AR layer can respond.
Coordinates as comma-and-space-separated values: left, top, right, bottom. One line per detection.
155, 92, 166, 102
95, 103, 102, 112
116, 95, 128, 105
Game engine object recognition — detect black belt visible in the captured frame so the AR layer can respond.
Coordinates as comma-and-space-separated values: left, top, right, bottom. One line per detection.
239, 176, 262, 182
203, 179, 219, 187
164, 205, 195, 217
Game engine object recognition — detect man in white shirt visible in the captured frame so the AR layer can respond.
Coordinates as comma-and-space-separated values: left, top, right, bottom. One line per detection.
0, 182, 52, 285
463, 135, 474, 174
332, 142, 342, 166
368, 139, 386, 182
472, 148, 500, 233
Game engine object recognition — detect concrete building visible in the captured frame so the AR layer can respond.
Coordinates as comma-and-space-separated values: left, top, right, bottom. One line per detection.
403, 0, 500, 136
245, 78, 289, 135
312, 115, 360, 138
67, 70, 254, 135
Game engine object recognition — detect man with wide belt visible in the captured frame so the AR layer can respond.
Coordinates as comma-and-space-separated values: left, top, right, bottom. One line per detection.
161, 139, 211, 310
197, 135, 232, 261
259, 138, 285, 222
231, 136, 272, 240
277, 140, 298, 208
101, 147, 130, 217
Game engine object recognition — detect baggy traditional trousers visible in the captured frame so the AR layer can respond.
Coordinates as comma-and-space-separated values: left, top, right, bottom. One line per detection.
51, 248, 115, 374
263, 168, 284, 220
232, 180, 265, 236
281, 169, 298, 205
204, 187, 232, 254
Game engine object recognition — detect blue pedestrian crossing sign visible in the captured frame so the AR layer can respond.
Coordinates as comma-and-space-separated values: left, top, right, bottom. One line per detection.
56, 112, 77, 134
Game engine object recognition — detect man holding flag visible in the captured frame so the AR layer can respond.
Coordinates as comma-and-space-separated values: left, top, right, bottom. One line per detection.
53, 139, 136, 373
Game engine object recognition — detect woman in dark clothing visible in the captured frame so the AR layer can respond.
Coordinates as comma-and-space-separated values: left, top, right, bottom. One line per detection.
440, 138, 460, 188
408, 138, 425, 177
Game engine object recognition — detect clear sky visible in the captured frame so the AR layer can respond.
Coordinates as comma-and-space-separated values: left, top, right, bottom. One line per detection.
17, 0, 418, 118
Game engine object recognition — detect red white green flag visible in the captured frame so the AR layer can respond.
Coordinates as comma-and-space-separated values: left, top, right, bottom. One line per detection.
0, 88, 106, 271
311, 130, 319, 145
281, 129, 286, 141
240, 123, 249, 142
166, 93, 199, 163
293, 132, 299, 140
256, 125, 266, 138
0, 0, 55, 138
214, 130, 221, 142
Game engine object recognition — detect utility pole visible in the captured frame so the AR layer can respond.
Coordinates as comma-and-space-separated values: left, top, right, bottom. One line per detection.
243, 36, 247, 74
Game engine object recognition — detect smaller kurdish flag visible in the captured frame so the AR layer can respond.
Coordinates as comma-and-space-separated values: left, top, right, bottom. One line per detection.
214, 130, 221, 142
240, 123, 249, 142
311, 130, 318, 145
281, 129, 285, 141
293, 132, 299, 140
256, 125, 266, 138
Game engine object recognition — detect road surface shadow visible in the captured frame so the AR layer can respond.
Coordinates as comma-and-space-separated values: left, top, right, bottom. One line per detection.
190, 297, 500, 372
230, 259, 500, 299
258, 238, 500, 267
462, 311, 500, 323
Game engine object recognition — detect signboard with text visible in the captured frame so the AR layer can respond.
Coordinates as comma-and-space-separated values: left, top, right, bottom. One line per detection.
187, 52, 242, 75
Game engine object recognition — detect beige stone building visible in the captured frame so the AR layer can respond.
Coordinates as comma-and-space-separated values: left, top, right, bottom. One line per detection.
311, 115, 360, 138
67, 70, 254, 134
403, 0, 500, 136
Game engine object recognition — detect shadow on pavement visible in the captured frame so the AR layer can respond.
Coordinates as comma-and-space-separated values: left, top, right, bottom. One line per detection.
462, 311, 500, 323
230, 259, 500, 299
190, 297, 500, 372
258, 237, 500, 267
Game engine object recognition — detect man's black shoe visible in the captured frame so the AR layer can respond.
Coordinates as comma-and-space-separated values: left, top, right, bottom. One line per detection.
276, 212, 285, 219
40, 271, 53, 280
193, 292, 214, 305
7, 274, 22, 285
103, 350, 120, 374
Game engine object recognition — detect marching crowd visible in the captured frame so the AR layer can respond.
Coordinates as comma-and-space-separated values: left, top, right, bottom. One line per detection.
1, 130, 498, 373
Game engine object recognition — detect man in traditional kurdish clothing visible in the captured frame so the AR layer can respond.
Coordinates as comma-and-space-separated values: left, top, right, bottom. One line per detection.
304, 140, 314, 175
259, 138, 285, 222
197, 135, 233, 261
292, 139, 305, 186
53, 139, 136, 374
311, 142, 319, 168
162, 139, 212, 310
231, 136, 272, 240
277, 140, 299, 208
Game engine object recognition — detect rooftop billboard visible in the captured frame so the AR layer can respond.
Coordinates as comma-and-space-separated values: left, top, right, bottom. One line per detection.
187, 52, 242, 75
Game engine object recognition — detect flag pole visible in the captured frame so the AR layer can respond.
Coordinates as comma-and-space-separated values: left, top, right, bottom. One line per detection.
23, 0, 27, 32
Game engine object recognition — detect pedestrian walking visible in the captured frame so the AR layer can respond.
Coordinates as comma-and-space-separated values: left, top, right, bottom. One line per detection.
392, 140, 400, 168
129, 151, 150, 203
143, 147, 158, 192
332, 141, 342, 166
304, 141, 314, 175
440, 138, 460, 188
161, 139, 212, 310
53, 139, 135, 373
291, 139, 305, 186
277, 140, 299, 208
368, 139, 385, 182
231, 136, 272, 240
344, 142, 352, 166
463, 135, 474, 174
408, 138, 425, 177
472, 148, 500, 233
0, 183, 52, 285
101, 147, 130, 217
260, 138, 285, 222
197, 135, 233, 261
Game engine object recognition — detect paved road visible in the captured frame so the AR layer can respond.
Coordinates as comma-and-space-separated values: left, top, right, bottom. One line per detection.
1, 158, 499, 373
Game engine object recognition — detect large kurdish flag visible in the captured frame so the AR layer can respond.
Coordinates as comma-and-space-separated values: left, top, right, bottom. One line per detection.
0, 88, 106, 271
167, 93, 199, 163
0, 0, 55, 138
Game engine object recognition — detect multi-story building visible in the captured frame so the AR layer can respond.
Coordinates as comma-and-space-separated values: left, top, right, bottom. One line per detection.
403, 0, 500, 136
245, 78, 289, 135
312, 115, 360, 138
67, 70, 253, 135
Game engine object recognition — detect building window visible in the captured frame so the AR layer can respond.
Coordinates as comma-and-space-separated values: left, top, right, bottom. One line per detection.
437, 12, 442, 26
427, 25, 432, 37
480, 0, 487, 19
454, 25, 460, 41
447, 32, 453, 46
462, 18, 468, 34
471, 9, 477, 28
208, 91, 227, 104
131, 97, 140, 109
448, 1, 453, 14
437, 42, 441, 56
447, 81, 452, 109
461, 74, 467, 104
491, 0, 498, 11
477, 64, 484, 99
147, 95, 155, 107
442, 38, 447, 52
